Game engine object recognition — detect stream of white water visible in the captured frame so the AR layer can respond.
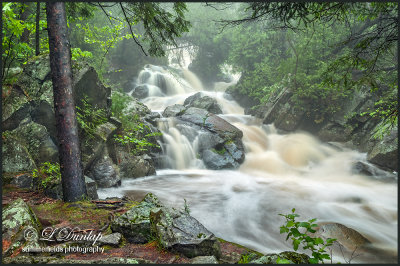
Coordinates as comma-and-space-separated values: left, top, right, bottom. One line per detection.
99, 64, 398, 263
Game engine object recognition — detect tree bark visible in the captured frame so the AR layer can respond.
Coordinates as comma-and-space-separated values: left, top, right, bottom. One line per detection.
35, 2, 40, 56
46, 2, 87, 202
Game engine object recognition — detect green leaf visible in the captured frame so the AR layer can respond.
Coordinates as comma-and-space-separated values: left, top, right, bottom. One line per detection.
309, 258, 319, 264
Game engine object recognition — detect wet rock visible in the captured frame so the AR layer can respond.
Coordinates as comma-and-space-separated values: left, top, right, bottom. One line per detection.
11, 174, 34, 189
88, 155, 121, 188
2, 136, 36, 173
202, 149, 239, 170
150, 206, 221, 258
315, 222, 371, 251
173, 107, 245, 170
119, 153, 156, 179
97, 232, 122, 247
2, 198, 42, 257
111, 193, 162, 244
184, 92, 222, 114
132, 85, 149, 99
38, 136, 59, 164
184, 92, 204, 106
367, 127, 398, 171
95, 122, 118, 142
13, 120, 54, 165
163, 104, 186, 117
190, 256, 218, 264
73, 66, 111, 114
85, 176, 99, 200
250, 251, 310, 264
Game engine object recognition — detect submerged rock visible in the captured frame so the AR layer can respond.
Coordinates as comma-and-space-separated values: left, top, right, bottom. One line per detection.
150, 206, 221, 258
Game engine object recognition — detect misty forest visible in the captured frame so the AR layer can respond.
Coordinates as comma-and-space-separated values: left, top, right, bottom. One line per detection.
2, 2, 398, 264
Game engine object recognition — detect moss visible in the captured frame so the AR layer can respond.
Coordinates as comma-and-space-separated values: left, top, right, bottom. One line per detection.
217, 238, 263, 257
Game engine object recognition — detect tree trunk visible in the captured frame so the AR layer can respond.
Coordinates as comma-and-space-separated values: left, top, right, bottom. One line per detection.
46, 2, 87, 202
35, 2, 40, 56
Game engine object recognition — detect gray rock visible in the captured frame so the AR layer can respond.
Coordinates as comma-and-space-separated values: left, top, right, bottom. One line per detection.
367, 127, 398, 171
202, 149, 239, 170
150, 206, 221, 258
132, 85, 149, 99
89, 156, 121, 188
190, 256, 218, 264
250, 251, 309, 264
119, 153, 156, 179
184, 93, 222, 114
2, 198, 42, 257
315, 222, 371, 251
2, 136, 36, 173
85, 176, 99, 200
184, 92, 204, 106
97, 232, 122, 247
11, 174, 34, 189
38, 136, 59, 164
111, 193, 162, 244
163, 104, 186, 117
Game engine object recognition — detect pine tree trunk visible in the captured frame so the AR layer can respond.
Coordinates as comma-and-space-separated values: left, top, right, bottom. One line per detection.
46, 2, 87, 202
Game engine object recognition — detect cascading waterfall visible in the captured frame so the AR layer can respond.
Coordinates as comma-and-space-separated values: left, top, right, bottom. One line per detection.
99, 62, 397, 263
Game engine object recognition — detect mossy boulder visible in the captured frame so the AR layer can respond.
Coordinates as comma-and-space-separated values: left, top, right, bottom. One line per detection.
2, 198, 42, 257
111, 193, 162, 243
2, 135, 36, 173
150, 206, 221, 258
250, 251, 310, 264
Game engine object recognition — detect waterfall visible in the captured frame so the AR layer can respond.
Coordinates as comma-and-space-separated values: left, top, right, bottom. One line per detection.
99, 62, 398, 264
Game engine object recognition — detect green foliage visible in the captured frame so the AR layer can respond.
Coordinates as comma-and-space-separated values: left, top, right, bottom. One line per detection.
76, 96, 108, 139
276, 256, 292, 264
183, 198, 190, 214
114, 129, 161, 156
32, 162, 61, 189
279, 208, 336, 264
238, 253, 252, 264
111, 91, 161, 155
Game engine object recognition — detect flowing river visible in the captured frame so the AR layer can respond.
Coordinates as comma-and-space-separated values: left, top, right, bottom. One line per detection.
98, 64, 397, 263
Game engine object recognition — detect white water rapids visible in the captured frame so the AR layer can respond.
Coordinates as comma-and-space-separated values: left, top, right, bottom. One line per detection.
99, 64, 398, 263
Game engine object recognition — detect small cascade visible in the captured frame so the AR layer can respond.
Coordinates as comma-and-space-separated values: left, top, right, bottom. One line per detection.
156, 117, 203, 170
98, 60, 398, 264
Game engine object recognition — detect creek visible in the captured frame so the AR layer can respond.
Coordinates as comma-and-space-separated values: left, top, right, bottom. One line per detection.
98, 63, 397, 263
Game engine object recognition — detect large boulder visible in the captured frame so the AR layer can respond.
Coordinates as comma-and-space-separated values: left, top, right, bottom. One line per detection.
314, 223, 371, 252
250, 251, 310, 264
2, 198, 42, 257
131, 85, 149, 99
2, 55, 116, 176
87, 155, 120, 188
161, 107, 245, 170
2, 135, 36, 173
111, 193, 162, 244
367, 127, 398, 171
150, 206, 221, 258
118, 153, 156, 179
184, 92, 222, 114
163, 104, 186, 117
